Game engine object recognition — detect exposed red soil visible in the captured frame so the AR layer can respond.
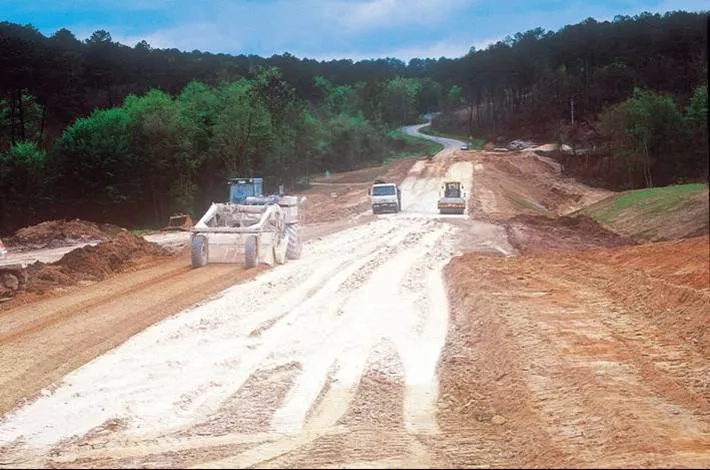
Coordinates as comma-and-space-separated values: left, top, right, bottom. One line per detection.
5, 219, 125, 250
505, 213, 635, 254
24, 232, 172, 295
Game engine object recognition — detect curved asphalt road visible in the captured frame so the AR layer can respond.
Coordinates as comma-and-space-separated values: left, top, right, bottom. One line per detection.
400, 122, 465, 150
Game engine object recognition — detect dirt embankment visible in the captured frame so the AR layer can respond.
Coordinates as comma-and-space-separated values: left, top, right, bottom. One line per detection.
439, 235, 710, 468
25, 232, 172, 295
504, 213, 635, 254
3, 222, 174, 309
4, 219, 125, 250
467, 151, 612, 221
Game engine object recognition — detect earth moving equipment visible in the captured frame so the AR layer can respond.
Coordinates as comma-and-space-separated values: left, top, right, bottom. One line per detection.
190, 178, 304, 269
162, 213, 193, 231
368, 179, 402, 214
0, 239, 28, 301
438, 181, 466, 215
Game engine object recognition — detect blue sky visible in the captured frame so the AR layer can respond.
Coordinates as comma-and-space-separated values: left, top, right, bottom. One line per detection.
2, 0, 707, 61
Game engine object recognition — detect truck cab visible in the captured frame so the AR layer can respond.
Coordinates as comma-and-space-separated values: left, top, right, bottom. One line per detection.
368, 180, 401, 214
228, 177, 264, 203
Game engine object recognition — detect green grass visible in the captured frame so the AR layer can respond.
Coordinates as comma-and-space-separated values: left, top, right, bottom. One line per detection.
582, 183, 708, 225
418, 126, 485, 149
386, 130, 444, 162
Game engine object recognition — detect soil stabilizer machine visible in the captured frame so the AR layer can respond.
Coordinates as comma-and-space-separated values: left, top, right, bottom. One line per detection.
190, 178, 304, 269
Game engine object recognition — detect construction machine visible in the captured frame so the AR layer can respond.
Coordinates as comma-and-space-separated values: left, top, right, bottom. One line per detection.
0, 238, 28, 301
162, 213, 193, 231
190, 177, 304, 269
437, 181, 467, 215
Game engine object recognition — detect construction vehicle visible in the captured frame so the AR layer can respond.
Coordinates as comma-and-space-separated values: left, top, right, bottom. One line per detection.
162, 213, 193, 231
368, 180, 402, 214
190, 177, 304, 269
437, 181, 467, 215
0, 239, 28, 301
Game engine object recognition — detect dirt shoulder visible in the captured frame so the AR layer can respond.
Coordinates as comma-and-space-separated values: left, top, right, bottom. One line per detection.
439, 235, 710, 467
435, 149, 710, 467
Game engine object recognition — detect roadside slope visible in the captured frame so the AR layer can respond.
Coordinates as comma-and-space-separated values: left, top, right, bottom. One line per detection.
579, 183, 709, 242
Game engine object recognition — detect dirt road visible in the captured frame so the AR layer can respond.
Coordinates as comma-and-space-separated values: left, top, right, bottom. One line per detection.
1, 133, 708, 468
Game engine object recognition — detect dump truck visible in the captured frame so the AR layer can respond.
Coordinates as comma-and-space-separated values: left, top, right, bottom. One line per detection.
368, 180, 402, 214
0, 239, 28, 301
190, 177, 304, 269
438, 181, 466, 215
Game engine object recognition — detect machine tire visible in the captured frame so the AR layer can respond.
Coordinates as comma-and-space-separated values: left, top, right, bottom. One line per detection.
245, 235, 258, 268
1, 272, 19, 291
191, 234, 208, 268
274, 231, 287, 265
286, 224, 302, 260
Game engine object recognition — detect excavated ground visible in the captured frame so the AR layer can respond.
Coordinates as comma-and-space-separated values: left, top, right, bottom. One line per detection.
3, 219, 125, 250
0, 148, 708, 468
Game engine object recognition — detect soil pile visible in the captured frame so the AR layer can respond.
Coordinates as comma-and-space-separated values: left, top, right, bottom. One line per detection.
7, 219, 126, 250
27, 232, 171, 293
505, 214, 633, 254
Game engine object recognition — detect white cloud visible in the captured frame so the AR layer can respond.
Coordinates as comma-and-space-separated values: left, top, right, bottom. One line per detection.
115, 23, 243, 52
294, 35, 502, 62
323, 0, 476, 33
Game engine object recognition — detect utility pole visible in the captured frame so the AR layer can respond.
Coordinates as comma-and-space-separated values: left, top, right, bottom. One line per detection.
570, 98, 575, 125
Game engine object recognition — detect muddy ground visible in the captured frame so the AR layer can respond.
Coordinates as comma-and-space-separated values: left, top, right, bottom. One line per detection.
0, 146, 708, 468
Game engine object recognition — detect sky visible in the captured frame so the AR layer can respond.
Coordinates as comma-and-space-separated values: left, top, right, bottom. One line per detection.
2, 0, 708, 61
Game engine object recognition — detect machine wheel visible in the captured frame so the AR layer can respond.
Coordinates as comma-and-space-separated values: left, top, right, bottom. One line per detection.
1, 272, 19, 291
245, 235, 258, 268
286, 224, 302, 260
274, 230, 287, 265
191, 235, 208, 268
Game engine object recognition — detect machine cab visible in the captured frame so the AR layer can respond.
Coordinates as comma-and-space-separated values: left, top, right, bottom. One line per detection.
442, 182, 464, 198
228, 178, 263, 204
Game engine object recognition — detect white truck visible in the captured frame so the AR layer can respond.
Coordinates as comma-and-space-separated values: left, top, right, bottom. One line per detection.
368, 180, 402, 214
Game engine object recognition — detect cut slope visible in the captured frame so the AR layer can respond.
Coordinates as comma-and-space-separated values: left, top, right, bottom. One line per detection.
579, 183, 709, 242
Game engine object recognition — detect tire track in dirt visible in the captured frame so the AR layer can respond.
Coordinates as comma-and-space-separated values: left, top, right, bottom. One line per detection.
181, 219, 456, 469
2, 216, 459, 469
0, 258, 267, 418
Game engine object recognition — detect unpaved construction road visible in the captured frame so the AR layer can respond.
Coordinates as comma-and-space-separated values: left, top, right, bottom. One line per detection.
0, 129, 708, 468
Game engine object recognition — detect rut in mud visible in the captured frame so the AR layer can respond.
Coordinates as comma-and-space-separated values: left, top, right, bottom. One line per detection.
0, 215, 461, 468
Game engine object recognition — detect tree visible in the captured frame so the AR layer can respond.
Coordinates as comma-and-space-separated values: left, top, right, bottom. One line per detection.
0, 141, 47, 229
52, 107, 139, 220
598, 88, 684, 187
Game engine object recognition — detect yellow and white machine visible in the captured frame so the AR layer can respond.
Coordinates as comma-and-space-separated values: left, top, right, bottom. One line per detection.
437, 181, 466, 215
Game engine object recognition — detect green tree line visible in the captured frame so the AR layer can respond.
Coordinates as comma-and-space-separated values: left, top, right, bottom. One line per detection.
0, 10, 707, 231
0, 68, 429, 232
430, 11, 708, 189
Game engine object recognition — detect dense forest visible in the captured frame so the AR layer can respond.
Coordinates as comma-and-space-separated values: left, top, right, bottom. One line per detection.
0, 10, 707, 232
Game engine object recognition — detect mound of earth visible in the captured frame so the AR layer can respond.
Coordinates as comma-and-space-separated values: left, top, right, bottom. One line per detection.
6, 219, 127, 250
26, 231, 171, 294
505, 214, 634, 254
